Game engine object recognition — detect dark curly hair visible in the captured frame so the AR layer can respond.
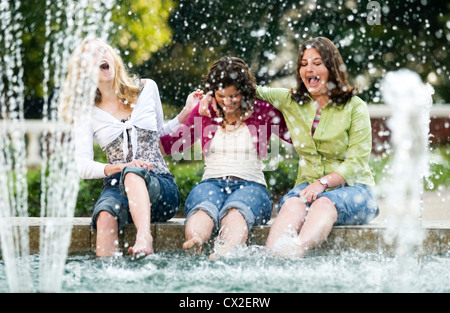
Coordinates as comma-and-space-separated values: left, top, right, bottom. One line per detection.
290, 37, 359, 106
203, 56, 256, 116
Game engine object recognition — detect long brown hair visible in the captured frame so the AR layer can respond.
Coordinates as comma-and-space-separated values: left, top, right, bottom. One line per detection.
290, 37, 358, 105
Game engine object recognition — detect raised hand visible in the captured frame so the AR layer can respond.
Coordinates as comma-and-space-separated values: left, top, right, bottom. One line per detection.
178, 89, 204, 123
198, 92, 219, 117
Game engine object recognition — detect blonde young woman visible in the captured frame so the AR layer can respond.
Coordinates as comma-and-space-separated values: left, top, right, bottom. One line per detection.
60, 37, 194, 257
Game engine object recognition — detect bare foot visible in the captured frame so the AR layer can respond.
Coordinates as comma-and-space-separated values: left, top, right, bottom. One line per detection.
209, 242, 236, 260
128, 232, 154, 257
270, 237, 307, 258
183, 235, 203, 254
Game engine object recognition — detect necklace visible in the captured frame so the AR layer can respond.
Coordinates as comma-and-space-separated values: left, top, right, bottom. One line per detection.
222, 117, 241, 128
221, 114, 244, 131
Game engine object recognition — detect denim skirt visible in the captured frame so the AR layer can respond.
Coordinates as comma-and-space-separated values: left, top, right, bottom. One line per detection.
184, 178, 273, 232
278, 182, 379, 226
91, 167, 180, 231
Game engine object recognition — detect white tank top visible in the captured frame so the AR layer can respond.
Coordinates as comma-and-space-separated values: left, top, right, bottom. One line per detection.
202, 125, 267, 187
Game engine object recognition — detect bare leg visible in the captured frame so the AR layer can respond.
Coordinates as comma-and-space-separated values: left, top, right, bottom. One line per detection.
183, 210, 215, 254
293, 197, 338, 257
123, 172, 153, 256
95, 211, 119, 257
210, 208, 248, 259
265, 197, 307, 249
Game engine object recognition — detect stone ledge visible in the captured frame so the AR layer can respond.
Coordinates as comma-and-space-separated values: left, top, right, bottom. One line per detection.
1, 217, 449, 256
367, 104, 450, 118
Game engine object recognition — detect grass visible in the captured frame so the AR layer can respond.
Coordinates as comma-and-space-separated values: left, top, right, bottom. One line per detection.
369, 145, 450, 191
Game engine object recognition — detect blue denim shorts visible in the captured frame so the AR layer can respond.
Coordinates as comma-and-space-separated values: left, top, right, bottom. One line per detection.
91, 167, 180, 231
184, 178, 273, 232
278, 183, 379, 226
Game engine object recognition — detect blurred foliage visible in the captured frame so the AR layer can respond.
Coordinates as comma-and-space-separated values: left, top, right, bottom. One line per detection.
111, 0, 175, 65
141, 0, 293, 106
370, 145, 450, 191
2, 0, 175, 118
139, 0, 450, 110
1, 0, 448, 120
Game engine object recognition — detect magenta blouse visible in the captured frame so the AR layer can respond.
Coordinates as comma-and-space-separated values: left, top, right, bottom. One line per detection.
160, 99, 292, 158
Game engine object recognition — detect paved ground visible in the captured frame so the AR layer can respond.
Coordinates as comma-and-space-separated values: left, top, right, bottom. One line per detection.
375, 187, 450, 222
269, 187, 450, 222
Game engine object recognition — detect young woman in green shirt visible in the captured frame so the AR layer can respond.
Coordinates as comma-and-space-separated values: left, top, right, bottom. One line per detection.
199, 37, 379, 258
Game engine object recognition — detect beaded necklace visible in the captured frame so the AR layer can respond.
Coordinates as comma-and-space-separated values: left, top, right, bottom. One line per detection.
221, 116, 242, 130
219, 107, 243, 131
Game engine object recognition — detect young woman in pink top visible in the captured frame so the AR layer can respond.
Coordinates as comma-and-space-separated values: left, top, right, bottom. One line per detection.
161, 57, 291, 258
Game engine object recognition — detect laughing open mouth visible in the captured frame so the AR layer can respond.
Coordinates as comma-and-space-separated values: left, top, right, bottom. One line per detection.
307, 76, 321, 87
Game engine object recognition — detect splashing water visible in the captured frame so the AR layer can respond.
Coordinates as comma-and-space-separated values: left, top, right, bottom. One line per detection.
0, 0, 31, 292
381, 69, 434, 290
0, 1, 446, 294
0, 0, 114, 292
1, 250, 449, 293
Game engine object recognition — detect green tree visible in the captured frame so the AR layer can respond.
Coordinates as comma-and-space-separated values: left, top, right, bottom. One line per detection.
111, 0, 175, 66
1, 0, 175, 118
2, 0, 449, 118
139, 0, 450, 110
139, 0, 294, 108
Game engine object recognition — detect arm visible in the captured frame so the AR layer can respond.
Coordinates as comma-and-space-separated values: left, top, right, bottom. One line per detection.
299, 172, 346, 203
199, 86, 293, 117
256, 86, 292, 110
177, 89, 204, 123
160, 102, 202, 156
104, 160, 152, 176
74, 120, 107, 180
147, 79, 192, 137
333, 100, 373, 186
267, 104, 292, 144
197, 92, 218, 117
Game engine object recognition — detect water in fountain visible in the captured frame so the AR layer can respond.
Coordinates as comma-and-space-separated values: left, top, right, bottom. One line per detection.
381, 69, 434, 290
1, 0, 448, 295
0, 0, 114, 292
0, 0, 33, 292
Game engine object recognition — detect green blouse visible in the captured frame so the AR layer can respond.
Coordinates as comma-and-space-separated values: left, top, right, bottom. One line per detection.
256, 86, 375, 187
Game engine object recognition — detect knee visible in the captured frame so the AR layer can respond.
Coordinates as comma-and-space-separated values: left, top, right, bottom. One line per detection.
312, 196, 334, 208
123, 172, 144, 187
221, 208, 244, 222
310, 197, 338, 219
279, 197, 307, 218
225, 208, 240, 216
221, 208, 248, 226
96, 211, 118, 232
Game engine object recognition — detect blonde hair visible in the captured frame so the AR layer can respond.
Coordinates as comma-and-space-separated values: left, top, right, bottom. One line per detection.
59, 37, 140, 123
